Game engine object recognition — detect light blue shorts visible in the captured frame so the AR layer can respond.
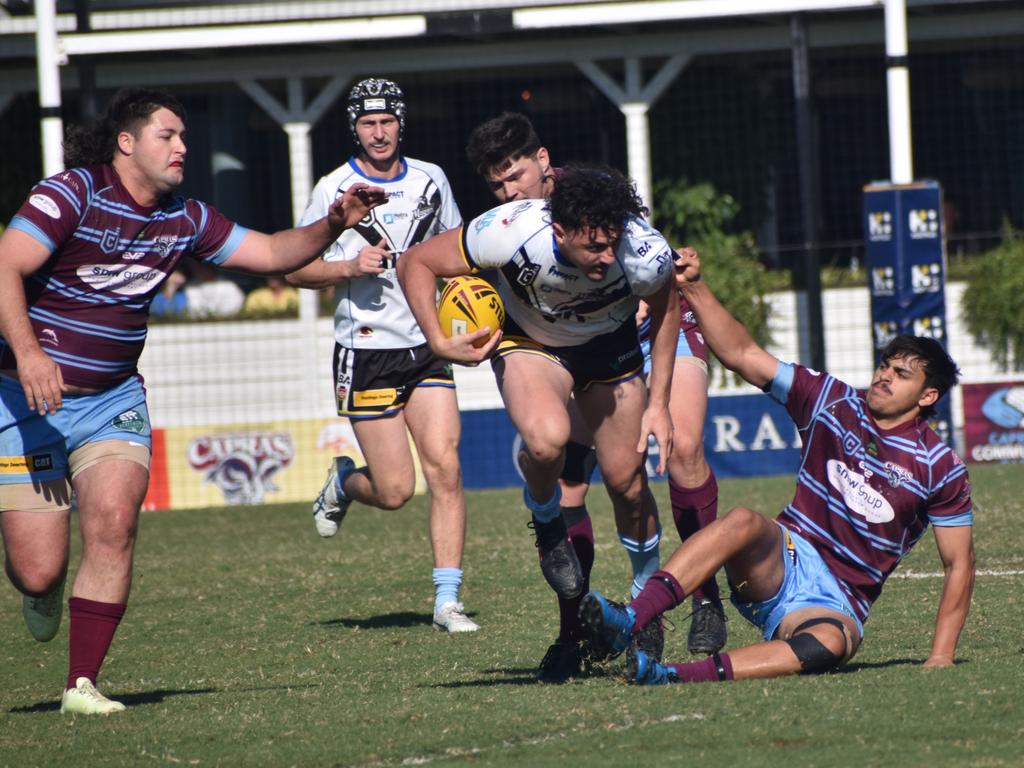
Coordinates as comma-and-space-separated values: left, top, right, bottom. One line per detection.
730, 522, 864, 641
0, 375, 151, 485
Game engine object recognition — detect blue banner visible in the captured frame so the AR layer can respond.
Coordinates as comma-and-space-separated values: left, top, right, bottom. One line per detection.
864, 181, 953, 444
457, 392, 801, 490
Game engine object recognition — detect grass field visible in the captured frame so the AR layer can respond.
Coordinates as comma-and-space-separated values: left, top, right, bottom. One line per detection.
1, 463, 1022, 767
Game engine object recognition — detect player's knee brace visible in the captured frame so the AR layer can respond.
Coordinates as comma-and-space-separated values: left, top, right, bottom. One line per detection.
561, 441, 597, 484
784, 617, 847, 674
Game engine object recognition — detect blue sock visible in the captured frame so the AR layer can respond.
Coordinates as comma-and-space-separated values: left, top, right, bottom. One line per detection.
432, 567, 463, 613
523, 485, 562, 524
618, 526, 662, 598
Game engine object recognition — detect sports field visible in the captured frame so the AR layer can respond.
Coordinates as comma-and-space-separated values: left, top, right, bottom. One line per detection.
1, 462, 1021, 767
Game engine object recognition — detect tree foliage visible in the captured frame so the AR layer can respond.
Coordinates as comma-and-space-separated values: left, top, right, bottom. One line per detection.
652, 179, 774, 384
961, 224, 1024, 371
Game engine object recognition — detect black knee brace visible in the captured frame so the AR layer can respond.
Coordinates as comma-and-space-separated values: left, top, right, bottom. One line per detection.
561, 441, 598, 484
784, 617, 847, 674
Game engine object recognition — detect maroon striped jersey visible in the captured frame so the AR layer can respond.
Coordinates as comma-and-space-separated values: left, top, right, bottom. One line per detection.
3, 165, 245, 389
769, 362, 973, 622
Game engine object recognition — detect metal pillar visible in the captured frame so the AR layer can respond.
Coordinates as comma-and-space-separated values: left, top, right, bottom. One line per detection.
576, 55, 690, 211
885, 0, 913, 183
791, 14, 826, 372
34, 0, 64, 176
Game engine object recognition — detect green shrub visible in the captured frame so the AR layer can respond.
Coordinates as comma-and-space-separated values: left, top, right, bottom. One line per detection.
961, 225, 1024, 371
652, 179, 774, 384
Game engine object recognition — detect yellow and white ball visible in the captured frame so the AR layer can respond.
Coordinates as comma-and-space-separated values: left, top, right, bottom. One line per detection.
437, 276, 505, 347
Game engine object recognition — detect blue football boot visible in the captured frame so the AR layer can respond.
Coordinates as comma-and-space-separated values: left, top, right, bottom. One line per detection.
579, 592, 636, 660
627, 646, 678, 685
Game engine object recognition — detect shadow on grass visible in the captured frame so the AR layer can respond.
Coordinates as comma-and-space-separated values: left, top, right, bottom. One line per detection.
838, 657, 927, 672
9, 686, 218, 714
9, 681, 326, 714
317, 610, 476, 630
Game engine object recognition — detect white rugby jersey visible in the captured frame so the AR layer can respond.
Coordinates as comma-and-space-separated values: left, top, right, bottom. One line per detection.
459, 200, 673, 347
301, 156, 461, 349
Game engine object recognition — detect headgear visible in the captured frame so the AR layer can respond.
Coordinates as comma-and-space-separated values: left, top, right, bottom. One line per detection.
346, 77, 406, 144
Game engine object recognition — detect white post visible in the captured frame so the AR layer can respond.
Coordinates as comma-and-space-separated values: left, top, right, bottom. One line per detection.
34, 0, 64, 176
885, 0, 913, 183
622, 103, 652, 211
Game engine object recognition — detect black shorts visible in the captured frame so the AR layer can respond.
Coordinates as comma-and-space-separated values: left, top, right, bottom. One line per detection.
493, 318, 643, 391
332, 343, 454, 420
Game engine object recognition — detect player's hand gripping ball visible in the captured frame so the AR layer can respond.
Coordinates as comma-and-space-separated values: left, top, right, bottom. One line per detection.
437, 276, 505, 348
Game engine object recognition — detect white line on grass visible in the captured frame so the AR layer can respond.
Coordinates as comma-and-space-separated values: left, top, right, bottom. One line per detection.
890, 568, 1024, 579
361, 712, 706, 767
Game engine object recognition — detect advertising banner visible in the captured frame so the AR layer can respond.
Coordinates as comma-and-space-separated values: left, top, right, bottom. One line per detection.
457, 393, 801, 491
962, 381, 1024, 463
864, 181, 953, 443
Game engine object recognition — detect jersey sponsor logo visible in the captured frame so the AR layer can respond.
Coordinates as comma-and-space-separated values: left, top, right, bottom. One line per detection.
38, 328, 59, 347
546, 265, 578, 281
353, 388, 398, 407
335, 367, 352, 408
474, 209, 498, 234
123, 251, 146, 261
188, 431, 295, 505
501, 202, 532, 226
29, 193, 61, 219
0, 454, 54, 473
826, 460, 895, 523
112, 409, 147, 434
78, 264, 164, 295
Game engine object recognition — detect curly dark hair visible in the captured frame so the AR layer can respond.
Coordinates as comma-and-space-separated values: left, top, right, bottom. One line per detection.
63, 87, 186, 168
465, 112, 542, 177
879, 335, 961, 417
547, 164, 647, 234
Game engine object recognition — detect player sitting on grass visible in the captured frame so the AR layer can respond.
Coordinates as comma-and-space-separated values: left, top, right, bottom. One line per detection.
581, 247, 975, 685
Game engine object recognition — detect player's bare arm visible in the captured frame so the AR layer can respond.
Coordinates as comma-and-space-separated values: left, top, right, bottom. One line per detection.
0, 228, 66, 414
924, 524, 975, 668
638, 278, 677, 473
225, 184, 387, 274
398, 229, 500, 364
674, 246, 779, 390
286, 243, 387, 289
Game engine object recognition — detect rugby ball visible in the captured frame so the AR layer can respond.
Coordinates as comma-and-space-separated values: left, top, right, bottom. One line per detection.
437, 275, 505, 347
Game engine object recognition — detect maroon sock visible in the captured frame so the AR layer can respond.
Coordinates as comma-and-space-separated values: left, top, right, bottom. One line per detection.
67, 597, 126, 689
558, 506, 594, 642
630, 569, 686, 632
667, 652, 735, 683
669, 473, 721, 604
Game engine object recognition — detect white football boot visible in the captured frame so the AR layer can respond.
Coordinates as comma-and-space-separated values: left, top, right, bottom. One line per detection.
312, 456, 356, 537
432, 601, 480, 633
61, 678, 126, 715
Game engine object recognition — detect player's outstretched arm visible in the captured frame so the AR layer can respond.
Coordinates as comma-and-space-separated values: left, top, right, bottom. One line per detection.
286, 244, 387, 289
674, 247, 779, 390
398, 229, 499, 364
224, 184, 387, 275
639, 278, 677, 473
924, 524, 975, 667
0, 228, 66, 414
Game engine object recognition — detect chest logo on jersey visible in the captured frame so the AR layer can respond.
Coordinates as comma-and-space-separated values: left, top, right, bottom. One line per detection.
883, 461, 913, 488
412, 195, 436, 220
154, 235, 179, 257
78, 264, 164, 295
826, 460, 895, 523
517, 264, 540, 286
100, 228, 121, 254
